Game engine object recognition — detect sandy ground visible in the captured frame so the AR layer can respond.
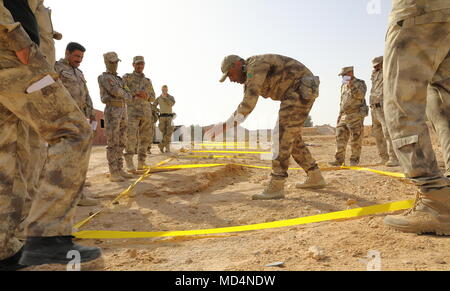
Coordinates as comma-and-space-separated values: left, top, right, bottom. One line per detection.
25, 132, 450, 271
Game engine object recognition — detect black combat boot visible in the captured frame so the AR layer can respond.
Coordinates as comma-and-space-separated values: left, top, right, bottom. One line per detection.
19, 236, 102, 267
0, 248, 28, 271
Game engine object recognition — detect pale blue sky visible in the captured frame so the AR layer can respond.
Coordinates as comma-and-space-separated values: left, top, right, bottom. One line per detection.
46, 0, 392, 130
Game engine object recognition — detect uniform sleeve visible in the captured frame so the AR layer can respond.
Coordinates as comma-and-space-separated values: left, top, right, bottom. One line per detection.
146, 79, 156, 102
351, 80, 367, 101
231, 62, 270, 120
0, 2, 34, 51
100, 75, 130, 101
84, 84, 94, 119
167, 95, 176, 106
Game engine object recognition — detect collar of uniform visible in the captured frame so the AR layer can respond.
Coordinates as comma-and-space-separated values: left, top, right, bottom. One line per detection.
132, 71, 145, 77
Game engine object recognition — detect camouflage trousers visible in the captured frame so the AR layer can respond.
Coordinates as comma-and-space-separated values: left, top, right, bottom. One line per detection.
0, 45, 92, 260
125, 114, 153, 162
335, 113, 365, 164
372, 108, 398, 162
159, 116, 174, 148
272, 85, 319, 180
105, 105, 127, 173
384, 21, 450, 193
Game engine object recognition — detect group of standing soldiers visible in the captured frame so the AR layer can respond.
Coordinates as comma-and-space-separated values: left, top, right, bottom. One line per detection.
98, 53, 177, 183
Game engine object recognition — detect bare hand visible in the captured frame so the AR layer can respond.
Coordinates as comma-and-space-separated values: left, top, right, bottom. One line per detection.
15, 46, 31, 65
204, 123, 225, 141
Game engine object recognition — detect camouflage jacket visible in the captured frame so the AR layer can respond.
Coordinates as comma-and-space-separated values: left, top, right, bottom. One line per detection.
55, 58, 93, 118
29, 0, 57, 65
369, 69, 383, 106
98, 72, 131, 105
0, 0, 35, 52
155, 94, 176, 114
122, 72, 155, 117
232, 54, 315, 119
339, 78, 368, 116
390, 0, 450, 25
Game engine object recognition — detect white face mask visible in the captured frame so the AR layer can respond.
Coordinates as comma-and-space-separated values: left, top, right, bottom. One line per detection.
342, 76, 352, 84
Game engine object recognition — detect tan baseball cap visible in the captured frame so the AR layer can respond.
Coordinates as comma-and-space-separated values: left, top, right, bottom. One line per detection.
372, 56, 383, 66
103, 52, 121, 63
220, 55, 243, 82
338, 66, 354, 76
133, 56, 145, 64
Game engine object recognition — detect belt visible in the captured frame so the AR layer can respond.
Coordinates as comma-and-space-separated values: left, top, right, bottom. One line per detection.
108, 101, 124, 108
160, 113, 175, 118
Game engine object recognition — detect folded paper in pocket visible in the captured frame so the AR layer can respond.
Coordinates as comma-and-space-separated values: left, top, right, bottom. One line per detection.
26, 75, 55, 94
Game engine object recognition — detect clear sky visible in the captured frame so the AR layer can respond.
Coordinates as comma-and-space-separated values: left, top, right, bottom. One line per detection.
46, 0, 392, 130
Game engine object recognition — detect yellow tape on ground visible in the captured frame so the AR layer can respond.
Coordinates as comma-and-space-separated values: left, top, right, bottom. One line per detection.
192, 150, 271, 154
73, 199, 415, 239
155, 163, 406, 179
74, 158, 174, 229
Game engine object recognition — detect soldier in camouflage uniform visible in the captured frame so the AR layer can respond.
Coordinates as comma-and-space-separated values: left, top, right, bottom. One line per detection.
0, 0, 101, 271
55, 42, 98, 206
123, 56, 156, 172
329, 67, 368, 167
155, 85, 176, 153
383, 0, 450, 235
370, 56, 399, 167
98, 52, 134, 182
205, 54, 327, 200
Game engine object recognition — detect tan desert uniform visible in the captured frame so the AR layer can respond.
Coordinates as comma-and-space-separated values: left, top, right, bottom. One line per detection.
334, 67, 367, 165
123, 58, 156, 168
155, 94, 176, 152
98, 52, 132, 178
383, 0, 450, 234
55, 58, 94, 119
218, 54, 325, 200
369, 57, 398, 166
0, 1, 93, 260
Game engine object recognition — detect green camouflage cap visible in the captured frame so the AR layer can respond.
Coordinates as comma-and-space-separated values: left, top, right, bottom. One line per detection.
103, 52, 121, 63
338, 66, 354, 76
220, 55, 243, 82
372, 56, 384, 66
133, 56, 145, 64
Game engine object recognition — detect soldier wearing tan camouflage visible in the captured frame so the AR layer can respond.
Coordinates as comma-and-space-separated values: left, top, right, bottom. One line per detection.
383, 0, 450, 235
0, 0, 101, 271
155, 85, 176, 153
55, 42, 98, 206
329, 67, 368, 167
98, 52, 134, 182
369, 56, 399, 167
205, 54, 326, 200
123, 56, 156, 172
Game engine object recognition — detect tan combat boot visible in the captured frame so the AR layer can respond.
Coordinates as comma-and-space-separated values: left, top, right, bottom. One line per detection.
296, 169, 327, 189
110, 171, 125, 182
137, 160, 148, 171
119, 169, 135, 179
125, 155, 136, 172
252, 179, 286, 200
329, 160, 344, 167
385, 158, 400, 167
78, 197, 99, 207
384, 189, 450, 235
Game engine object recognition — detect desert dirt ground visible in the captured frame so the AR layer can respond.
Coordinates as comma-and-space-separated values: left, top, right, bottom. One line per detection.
26, 130, 450, 271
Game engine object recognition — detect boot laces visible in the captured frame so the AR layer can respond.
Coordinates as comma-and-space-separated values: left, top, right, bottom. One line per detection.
404, 193, 422, 216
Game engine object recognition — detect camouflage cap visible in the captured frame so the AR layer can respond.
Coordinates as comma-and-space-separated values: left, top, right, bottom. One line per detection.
220, 55, 243, 82
338, 66, 354, 76
372, 56, 384, 66
133, 56, 145, 64
103, 52, 121, 63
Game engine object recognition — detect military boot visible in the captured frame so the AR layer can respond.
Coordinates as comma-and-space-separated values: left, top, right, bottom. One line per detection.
78, 197, 99, 207
138, 160, 148, 171
329, 160, 344, 167
0, 248, 27, 271
385, 158, 400, 167
384, 188, 450, 235
110, 171, 125, 182
350, 159, 360, 167
296, 169, 327, 189
119, 169, 135, 179
19, 236, 102, 267
125, 155, 136, 172
252, 179, 286, 200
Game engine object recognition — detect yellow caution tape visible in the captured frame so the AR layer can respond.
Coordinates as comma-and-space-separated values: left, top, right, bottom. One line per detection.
74, 158, 175, 229
342, 166, 406, 178
73, 199, 415, 239
192, 150, 271, 154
